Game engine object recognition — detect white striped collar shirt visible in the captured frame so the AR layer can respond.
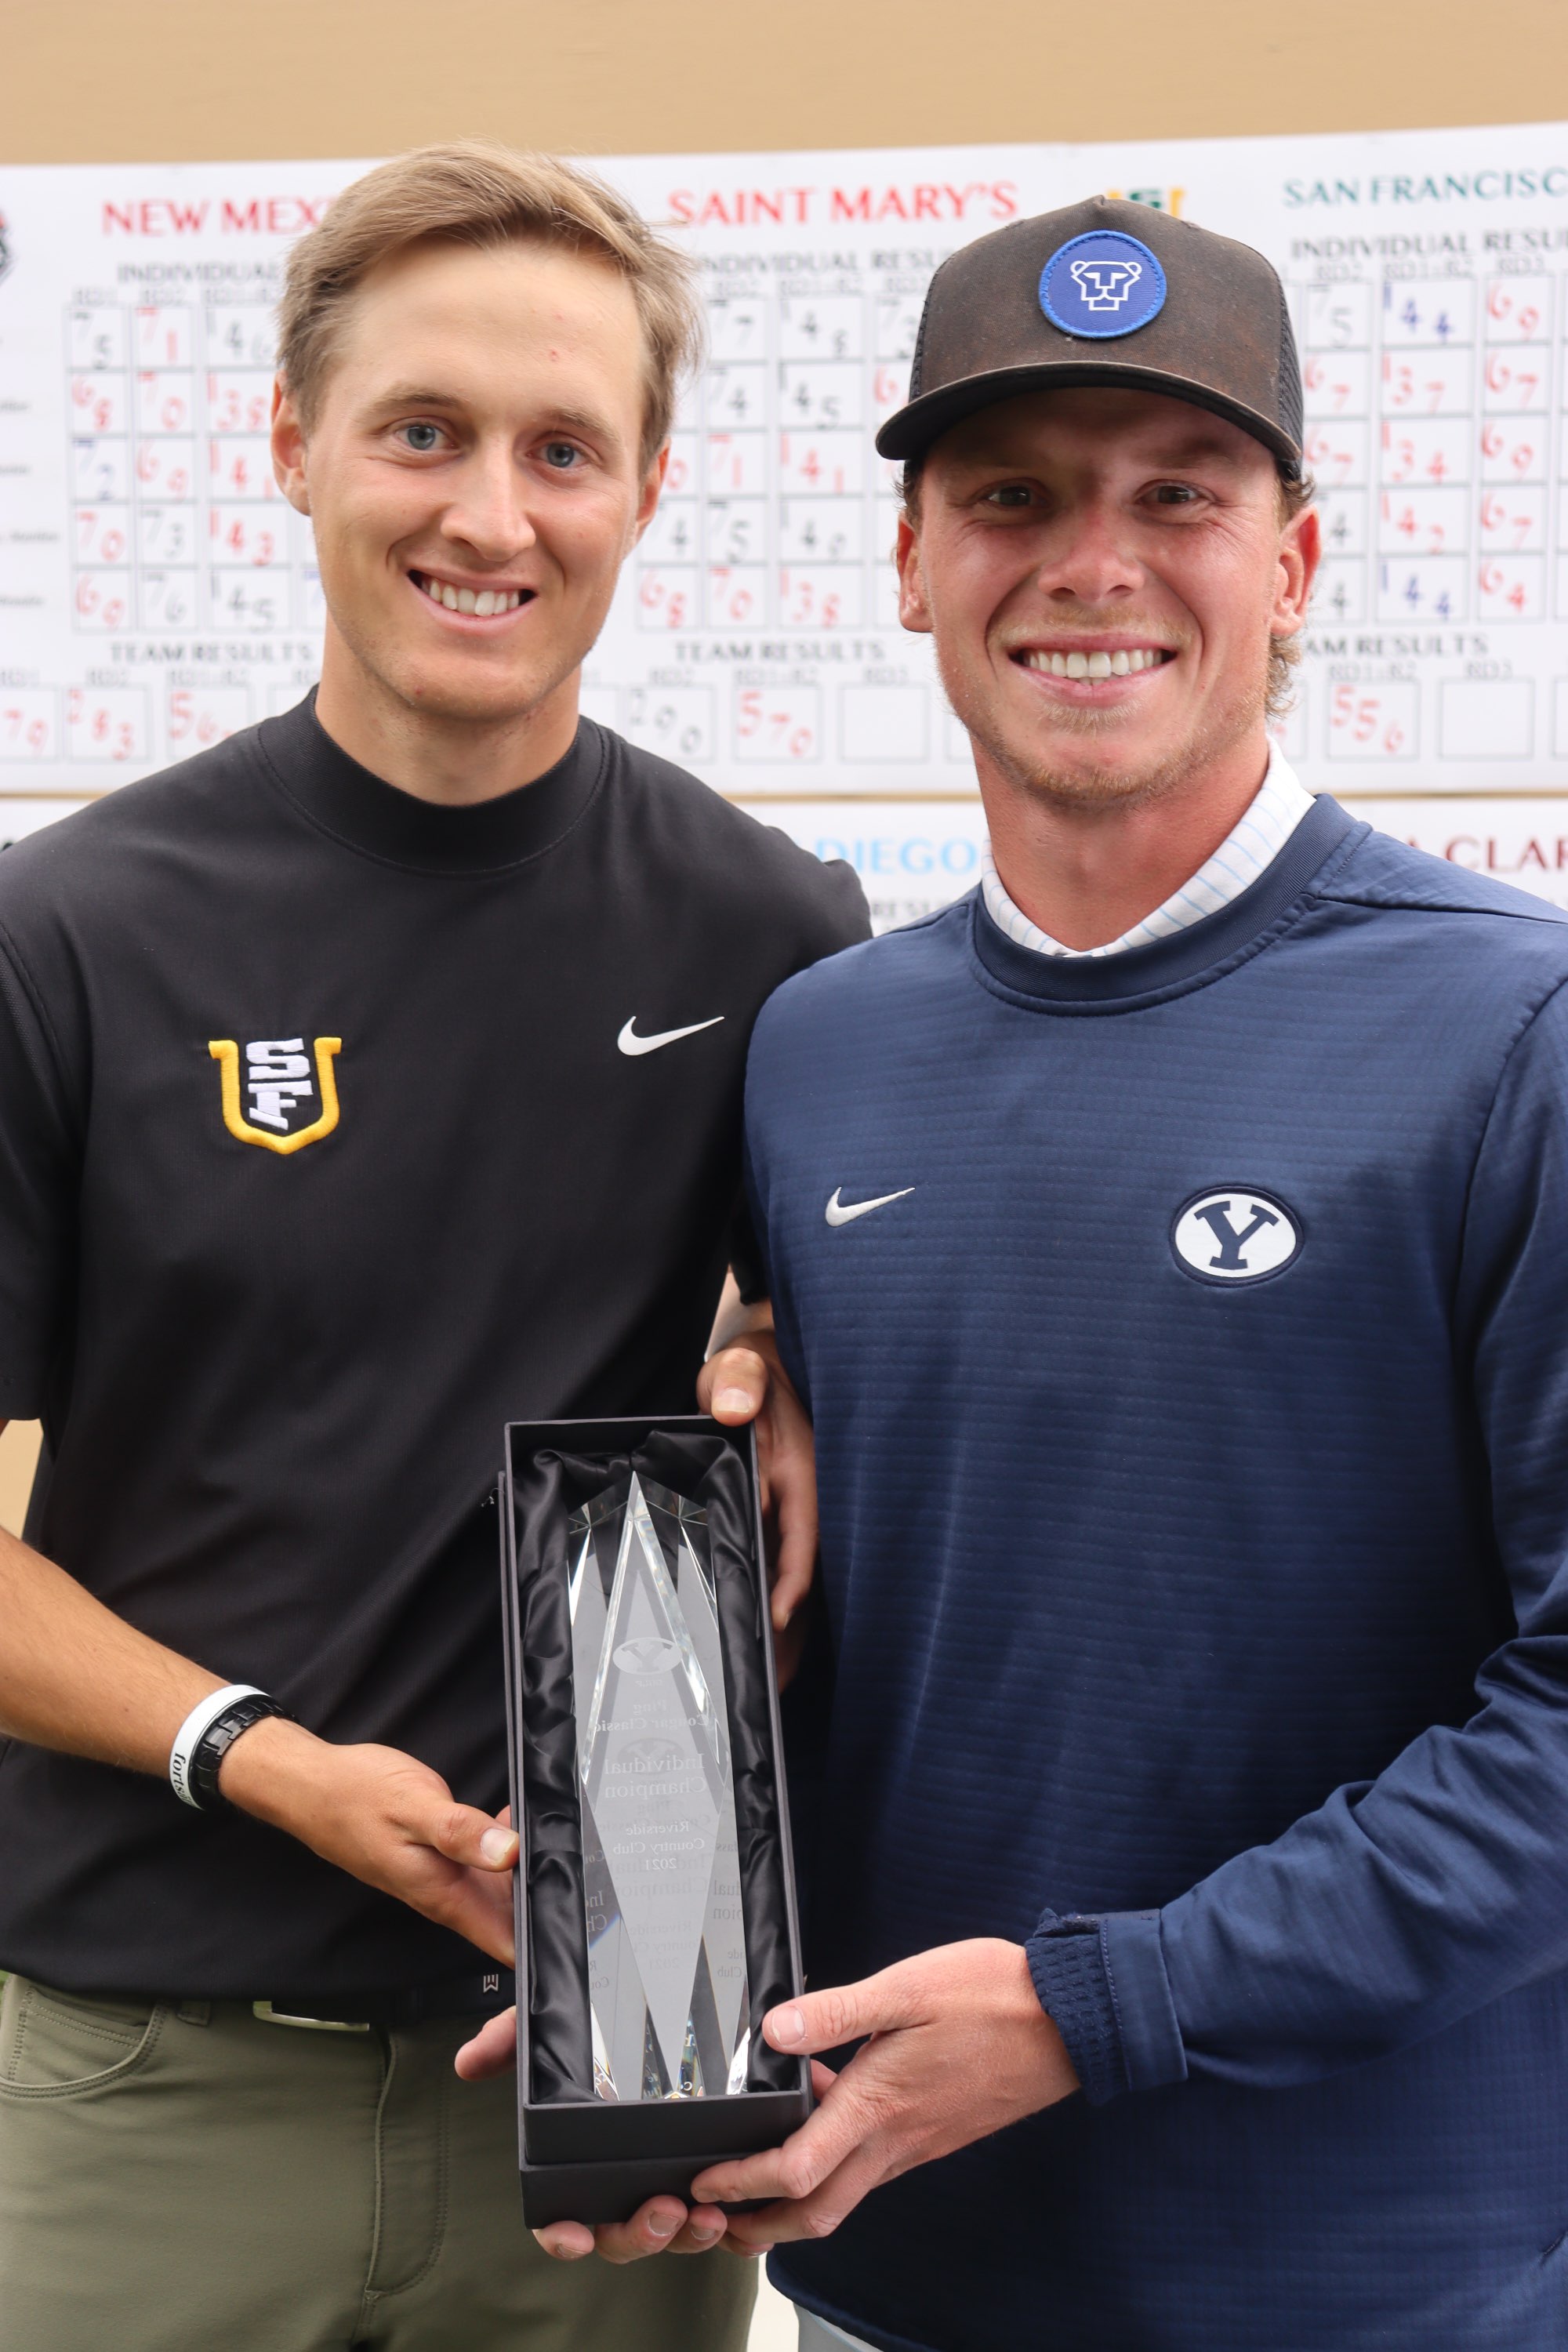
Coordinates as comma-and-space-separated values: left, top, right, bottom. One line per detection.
979, 744, 1316, 960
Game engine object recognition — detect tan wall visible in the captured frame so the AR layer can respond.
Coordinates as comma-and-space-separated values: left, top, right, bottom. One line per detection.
3, 0, 1564, 165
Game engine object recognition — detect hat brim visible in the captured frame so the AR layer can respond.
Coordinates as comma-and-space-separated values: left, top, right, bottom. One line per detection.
875, 361, 1302, 470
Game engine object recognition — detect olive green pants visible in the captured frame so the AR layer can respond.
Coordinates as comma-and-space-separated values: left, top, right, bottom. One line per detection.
0, 1976, 756, 2352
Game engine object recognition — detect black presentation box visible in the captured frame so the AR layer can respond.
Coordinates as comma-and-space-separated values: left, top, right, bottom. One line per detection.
500, 1413, 811, 2227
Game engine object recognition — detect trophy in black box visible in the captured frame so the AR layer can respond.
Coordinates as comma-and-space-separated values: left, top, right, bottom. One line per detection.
500, 1416, 811, 2225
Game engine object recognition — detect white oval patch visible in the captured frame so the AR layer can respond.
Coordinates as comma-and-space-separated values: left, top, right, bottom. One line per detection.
1171, 1188, 1302, 1284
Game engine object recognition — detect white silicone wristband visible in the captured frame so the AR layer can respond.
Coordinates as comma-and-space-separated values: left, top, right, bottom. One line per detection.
169, 1684, 267, 1810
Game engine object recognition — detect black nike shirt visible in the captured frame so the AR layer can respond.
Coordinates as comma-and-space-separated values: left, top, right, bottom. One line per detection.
0, 695, 867, 1998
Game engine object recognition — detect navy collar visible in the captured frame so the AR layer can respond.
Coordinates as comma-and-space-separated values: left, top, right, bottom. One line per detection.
969, 794, 1363, 1007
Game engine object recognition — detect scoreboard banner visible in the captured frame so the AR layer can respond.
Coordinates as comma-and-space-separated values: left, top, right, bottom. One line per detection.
2, 122, 1566, 924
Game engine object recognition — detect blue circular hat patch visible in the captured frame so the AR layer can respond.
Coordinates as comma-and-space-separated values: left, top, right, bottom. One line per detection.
1039, 229, 1167, 340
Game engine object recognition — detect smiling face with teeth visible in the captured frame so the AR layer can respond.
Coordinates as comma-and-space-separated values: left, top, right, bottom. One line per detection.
895, 385, 1317, 822
271, 237, 663, 799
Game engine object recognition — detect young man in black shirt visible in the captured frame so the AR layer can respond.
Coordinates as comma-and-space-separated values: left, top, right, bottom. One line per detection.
0, 143, 865, 2350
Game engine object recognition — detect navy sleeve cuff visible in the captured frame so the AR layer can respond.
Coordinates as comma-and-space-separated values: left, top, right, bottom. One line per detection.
1026, 1909, 1189, 2107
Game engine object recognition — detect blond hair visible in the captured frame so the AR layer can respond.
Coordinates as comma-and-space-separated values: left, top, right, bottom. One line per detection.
278, 141, 702, 468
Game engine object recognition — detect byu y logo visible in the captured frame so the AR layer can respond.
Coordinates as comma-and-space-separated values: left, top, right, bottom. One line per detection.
1039, 230, 1167, 340
1171, 1187, 1302, 1285
208, 1036, 343, 1156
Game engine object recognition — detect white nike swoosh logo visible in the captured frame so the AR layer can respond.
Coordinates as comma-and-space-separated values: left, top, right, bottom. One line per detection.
825, 1185, 915, 1227
617, 1014, 725, 1057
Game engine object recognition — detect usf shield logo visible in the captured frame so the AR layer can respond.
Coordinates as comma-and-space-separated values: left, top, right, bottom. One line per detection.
209, 1036, 343, 1156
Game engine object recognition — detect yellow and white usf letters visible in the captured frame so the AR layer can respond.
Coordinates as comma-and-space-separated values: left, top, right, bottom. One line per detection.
208, 1036, 342, 1155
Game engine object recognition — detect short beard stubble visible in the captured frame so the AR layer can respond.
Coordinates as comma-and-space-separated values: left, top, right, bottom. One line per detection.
935, 622, 1272, 819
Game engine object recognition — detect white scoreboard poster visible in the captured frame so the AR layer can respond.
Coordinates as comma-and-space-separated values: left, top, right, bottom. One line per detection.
2, 122, 1568, 928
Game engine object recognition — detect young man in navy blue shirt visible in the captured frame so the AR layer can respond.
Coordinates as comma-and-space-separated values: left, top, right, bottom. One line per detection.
667, 201, 1568, 2348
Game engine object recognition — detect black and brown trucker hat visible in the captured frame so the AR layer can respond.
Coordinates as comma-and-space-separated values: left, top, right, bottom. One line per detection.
876, 195, 1304, 475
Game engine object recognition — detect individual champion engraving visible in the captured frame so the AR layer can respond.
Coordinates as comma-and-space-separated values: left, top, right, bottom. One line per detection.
568, 1474, 749, 2100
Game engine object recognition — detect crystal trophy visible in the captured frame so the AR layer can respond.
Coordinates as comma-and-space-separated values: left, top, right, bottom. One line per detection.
502, 1414, 811, 2227
568, 1473, 750, 2103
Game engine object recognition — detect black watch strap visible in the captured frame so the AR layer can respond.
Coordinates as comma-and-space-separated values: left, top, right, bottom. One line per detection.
187, 1693, 294, 1811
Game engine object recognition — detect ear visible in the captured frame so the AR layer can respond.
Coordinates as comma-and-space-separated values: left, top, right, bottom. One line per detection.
630, 444, 671, 550
895, 511, 933, 636
271, 379, 310, 517
1271, 497, 1319, 650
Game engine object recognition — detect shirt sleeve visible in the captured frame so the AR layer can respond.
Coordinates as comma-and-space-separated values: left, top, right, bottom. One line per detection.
1029, 971, 1568, 2103
726, 1192, 768, 1308
731, 852, 869, 1312
0, 926, 80, 1421
813, 855, 873, 953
